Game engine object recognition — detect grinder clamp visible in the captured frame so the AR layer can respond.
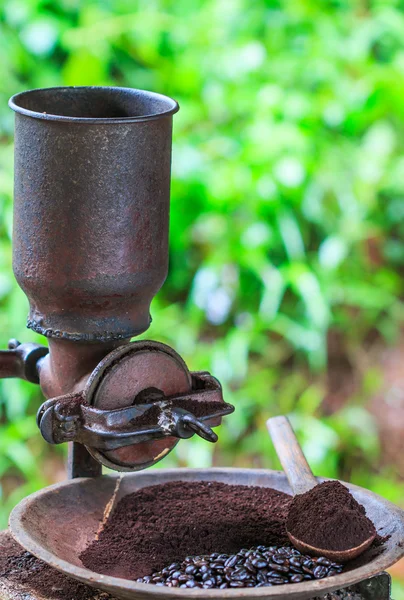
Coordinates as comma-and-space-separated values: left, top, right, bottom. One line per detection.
37, 341, 234, 471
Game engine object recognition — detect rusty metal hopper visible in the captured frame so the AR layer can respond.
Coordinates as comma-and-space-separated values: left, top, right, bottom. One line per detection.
9, 86, 178, 343
9, 468, 404, 600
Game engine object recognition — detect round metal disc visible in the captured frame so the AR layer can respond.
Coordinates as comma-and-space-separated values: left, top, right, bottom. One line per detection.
84, 341, 192, 471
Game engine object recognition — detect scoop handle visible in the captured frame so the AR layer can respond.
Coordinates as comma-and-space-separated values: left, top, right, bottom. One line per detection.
267, 415, 318, 496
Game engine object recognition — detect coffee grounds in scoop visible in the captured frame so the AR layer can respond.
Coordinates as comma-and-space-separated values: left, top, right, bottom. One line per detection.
287, 481, 377, 552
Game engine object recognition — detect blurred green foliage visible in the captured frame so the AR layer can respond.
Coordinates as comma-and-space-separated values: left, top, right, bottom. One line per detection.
1, 0, 404, 594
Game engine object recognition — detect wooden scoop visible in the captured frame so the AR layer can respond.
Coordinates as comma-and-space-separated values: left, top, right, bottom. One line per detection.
267, 415, 376, 563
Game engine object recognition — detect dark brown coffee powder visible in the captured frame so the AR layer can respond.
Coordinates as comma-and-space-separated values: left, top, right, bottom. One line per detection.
287, 481, 377, 552
80, 481, 292, 580
0, 532, 115, 599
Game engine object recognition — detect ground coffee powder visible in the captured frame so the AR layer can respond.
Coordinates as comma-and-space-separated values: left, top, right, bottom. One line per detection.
80, 481, 292, 580
0, 533, 115, 600
287, 481, 377, 552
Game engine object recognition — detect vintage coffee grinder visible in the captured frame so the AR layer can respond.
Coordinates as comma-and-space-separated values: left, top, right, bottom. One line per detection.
0, 86, 401, 600
1, 86, 233, 477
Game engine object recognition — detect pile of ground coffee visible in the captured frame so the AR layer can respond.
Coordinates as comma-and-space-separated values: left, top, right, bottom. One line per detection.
287, 481, 377, 552
80, 481, 292, 580
0, 533, 114, 600
137, 545, 343, 588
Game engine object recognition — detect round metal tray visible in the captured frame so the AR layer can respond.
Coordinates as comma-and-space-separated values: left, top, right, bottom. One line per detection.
9, 468, 404, 600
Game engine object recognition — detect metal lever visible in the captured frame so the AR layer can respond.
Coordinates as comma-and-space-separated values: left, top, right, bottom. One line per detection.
37, 394, 233, 450
173, 411, 218, 443
0, 339, 48, 384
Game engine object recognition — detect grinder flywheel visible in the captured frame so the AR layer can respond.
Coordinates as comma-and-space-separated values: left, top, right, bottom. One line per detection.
85, 341, 192, 470
37, 341, 234, 471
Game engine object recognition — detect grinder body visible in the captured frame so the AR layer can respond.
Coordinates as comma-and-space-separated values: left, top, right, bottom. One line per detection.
1, 86, 233, 475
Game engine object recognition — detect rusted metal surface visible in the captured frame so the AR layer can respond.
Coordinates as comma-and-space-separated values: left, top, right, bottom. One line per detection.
67, 443, 102, 479
38, 338, 127, 400
9, 86, 179, 343
35, 341, 234, 471
37, 377, 233, 448
86, 341, 203, 470
9, 468, 404, 600
4, 87, 234, 475
0, 339, 48, 384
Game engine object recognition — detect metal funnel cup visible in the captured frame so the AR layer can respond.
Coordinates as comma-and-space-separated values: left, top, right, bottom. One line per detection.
9, 86, 179, 342
6, 86, 231, 476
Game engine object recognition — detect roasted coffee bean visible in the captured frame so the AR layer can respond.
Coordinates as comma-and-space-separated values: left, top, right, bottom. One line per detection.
269, 562, 290, 573
224, 555, 238, 568
257, 570, 267, 583
138, 545, 344, 588
231, 567, 249, 581
251, 557, 268, 568
272, 554, 287, 564
170, 570, 181, 579
303, 565, 315, 575
314, 565, 330, 579
210, 561, 225, 570
185, 565, 196, 575
290, 556, 303, 569
244, 559, 256, 573
317, 557, 332, 567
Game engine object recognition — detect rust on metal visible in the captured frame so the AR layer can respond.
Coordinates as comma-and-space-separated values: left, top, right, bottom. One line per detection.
67, 442, 102, 479
0, 86, 234, 476
36, 341, 234, 471
0, 340, 48, 384
37, 376, 233, 448
9, 86, 179, 343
